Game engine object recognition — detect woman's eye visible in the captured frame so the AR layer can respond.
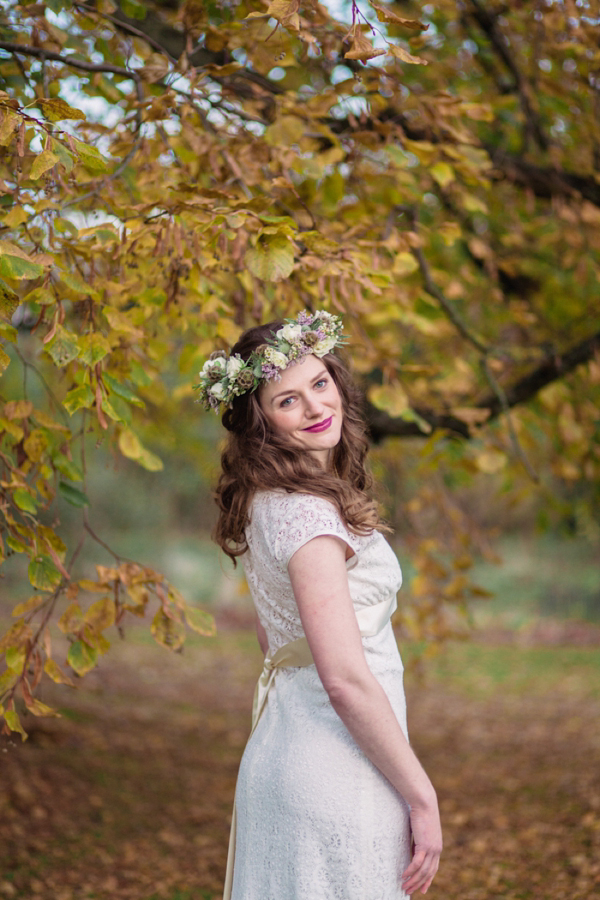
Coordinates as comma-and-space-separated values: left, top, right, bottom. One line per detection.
280, 396, 294, 407
315, 379, 327, 389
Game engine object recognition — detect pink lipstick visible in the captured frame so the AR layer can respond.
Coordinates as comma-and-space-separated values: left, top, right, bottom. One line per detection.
302, 415, 333, 433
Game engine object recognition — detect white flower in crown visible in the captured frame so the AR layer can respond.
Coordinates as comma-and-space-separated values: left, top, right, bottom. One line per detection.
277, 323, 303, 343
226, 354, 244, 378
312, 335, 337, 357
264, 346, 288, 368
202, 356, 226, 375
210, 382, 226, 399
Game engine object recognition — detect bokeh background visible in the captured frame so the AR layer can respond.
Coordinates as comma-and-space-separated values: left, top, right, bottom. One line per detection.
1, 0, 600, 898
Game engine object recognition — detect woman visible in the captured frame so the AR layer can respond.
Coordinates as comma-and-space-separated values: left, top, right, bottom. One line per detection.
196, 310, 442, 900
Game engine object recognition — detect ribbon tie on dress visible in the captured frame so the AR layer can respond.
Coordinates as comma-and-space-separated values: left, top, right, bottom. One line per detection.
223, 593, 398, 900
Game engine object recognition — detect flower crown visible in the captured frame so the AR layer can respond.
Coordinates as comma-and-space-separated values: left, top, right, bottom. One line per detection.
194, 310, 345, 412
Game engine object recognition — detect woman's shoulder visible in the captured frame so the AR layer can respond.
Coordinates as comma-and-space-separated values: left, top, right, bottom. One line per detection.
252, 489, 337, 518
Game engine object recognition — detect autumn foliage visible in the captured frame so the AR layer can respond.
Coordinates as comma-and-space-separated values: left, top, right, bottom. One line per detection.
0, 0, 599, 737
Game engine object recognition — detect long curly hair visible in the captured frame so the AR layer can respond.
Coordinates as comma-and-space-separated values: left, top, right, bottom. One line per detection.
213, 320, 384, 563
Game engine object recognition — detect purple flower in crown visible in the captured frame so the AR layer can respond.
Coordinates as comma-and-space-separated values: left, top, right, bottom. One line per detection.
297, 310, 314, 325
261, 363, 282, 382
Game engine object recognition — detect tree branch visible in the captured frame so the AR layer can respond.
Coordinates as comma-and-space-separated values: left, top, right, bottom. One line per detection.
466, 0, 549, 152
0, 41, 141, 81
402, 206, 491, 355
366, 330, 600, 441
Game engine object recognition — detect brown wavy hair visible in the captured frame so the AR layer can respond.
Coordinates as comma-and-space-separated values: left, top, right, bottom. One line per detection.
213, 320, 385, 563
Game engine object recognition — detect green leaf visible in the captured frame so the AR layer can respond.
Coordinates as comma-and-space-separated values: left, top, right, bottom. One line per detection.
245, 233, 295, 282
0, 243, 45, 280
58, 481, 90, 508
28, 555, 62, 590
184, 605, 217, 637
53, 453, 83, 481
22, 286, 55, 306
6, 534, 28, 554
72, 139, 110, 174
38, 97, 86, 123
103, 373, 145, 408
3, 709, 27, 741
5, 646, 26, 673
62, 384, 95, 415
67, 640, 98, 676
13, 488, 37, 513
50, 138, 76, 174
77, 332, 111, 366
0, 323, 18, 343
120, 0, 147, 19
30, 150, 59, 181
60, 271, 100, 299
45, 325, 80, 366
100, 396, 125, 424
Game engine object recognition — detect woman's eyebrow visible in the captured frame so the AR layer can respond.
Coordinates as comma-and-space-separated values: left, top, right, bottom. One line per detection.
270, 369, 328, 403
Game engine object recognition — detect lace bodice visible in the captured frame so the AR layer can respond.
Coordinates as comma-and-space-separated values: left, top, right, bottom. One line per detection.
242, 490, 403, 653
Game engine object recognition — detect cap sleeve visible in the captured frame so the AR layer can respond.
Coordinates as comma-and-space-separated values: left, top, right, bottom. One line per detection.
272, 492, 361, 569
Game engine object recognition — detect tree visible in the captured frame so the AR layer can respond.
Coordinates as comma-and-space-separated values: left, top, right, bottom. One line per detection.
0, 0, 599, 736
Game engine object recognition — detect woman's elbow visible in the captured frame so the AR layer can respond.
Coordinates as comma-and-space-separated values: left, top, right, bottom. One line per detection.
321, 670, 372, 710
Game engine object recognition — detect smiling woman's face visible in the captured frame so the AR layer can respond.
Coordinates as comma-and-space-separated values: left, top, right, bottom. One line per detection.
258, 354, 343, 467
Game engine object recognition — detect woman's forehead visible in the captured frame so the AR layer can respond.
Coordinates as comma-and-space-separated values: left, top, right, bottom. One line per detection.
260, 354, 327, 400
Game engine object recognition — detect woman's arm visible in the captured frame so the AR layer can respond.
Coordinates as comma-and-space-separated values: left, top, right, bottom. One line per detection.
255, 611, 269, 656
288, 535, 442, 896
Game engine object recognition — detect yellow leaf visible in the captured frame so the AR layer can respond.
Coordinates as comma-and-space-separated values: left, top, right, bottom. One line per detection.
3, 709, 27, 741
38, 97, 86, 123
24, 697, 61, 717
266, 0, 300, 29
118, 428, 143, 460
151, 608, 185, 651
30, 150, 59, 181
368, 383, 409, 417
369, 3, 428, 30
84, 596, 115, 633
430, 161, 455, 187
345, 27, 387, 62
387, 43, 428, 65
392, 252, 419, 277
3, 206, 29, 228
184, 605, 216, 637
57, 601, 83, 635
44, 658, 75, 686
0, 110, 18, 146
476, 450, 507, 474
11, 595, 48, 617
451, 407, 491, 425
4, 399, 33, 419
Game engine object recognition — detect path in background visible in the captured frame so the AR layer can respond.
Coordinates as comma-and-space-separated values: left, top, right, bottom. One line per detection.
1, 629, 599, 900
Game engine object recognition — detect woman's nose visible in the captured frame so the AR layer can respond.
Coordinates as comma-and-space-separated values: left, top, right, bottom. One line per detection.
304, 395, 324, 417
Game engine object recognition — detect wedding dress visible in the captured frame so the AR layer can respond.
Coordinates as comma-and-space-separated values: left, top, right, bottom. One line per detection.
230, 490, 411, 900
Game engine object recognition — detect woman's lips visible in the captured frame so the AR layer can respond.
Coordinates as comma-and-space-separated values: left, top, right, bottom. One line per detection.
302, 415, 333, 433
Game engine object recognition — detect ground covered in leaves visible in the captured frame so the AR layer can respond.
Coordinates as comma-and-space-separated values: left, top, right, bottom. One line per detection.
1, 625, 599, 900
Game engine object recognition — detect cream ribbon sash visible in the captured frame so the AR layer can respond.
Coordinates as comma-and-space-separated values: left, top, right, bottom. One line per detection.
222, 594, 397, 900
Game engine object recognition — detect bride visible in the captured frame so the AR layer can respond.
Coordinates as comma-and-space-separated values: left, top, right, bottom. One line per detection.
196, 310, 442, 899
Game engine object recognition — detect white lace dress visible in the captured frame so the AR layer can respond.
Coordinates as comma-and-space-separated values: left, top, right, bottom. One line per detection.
233, 490, 411, 900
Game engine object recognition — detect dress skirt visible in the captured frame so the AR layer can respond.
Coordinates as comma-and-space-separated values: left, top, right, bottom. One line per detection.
231, 624, 412, 900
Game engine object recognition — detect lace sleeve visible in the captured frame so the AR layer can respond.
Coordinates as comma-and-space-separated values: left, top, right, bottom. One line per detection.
272, 492, 362, 569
